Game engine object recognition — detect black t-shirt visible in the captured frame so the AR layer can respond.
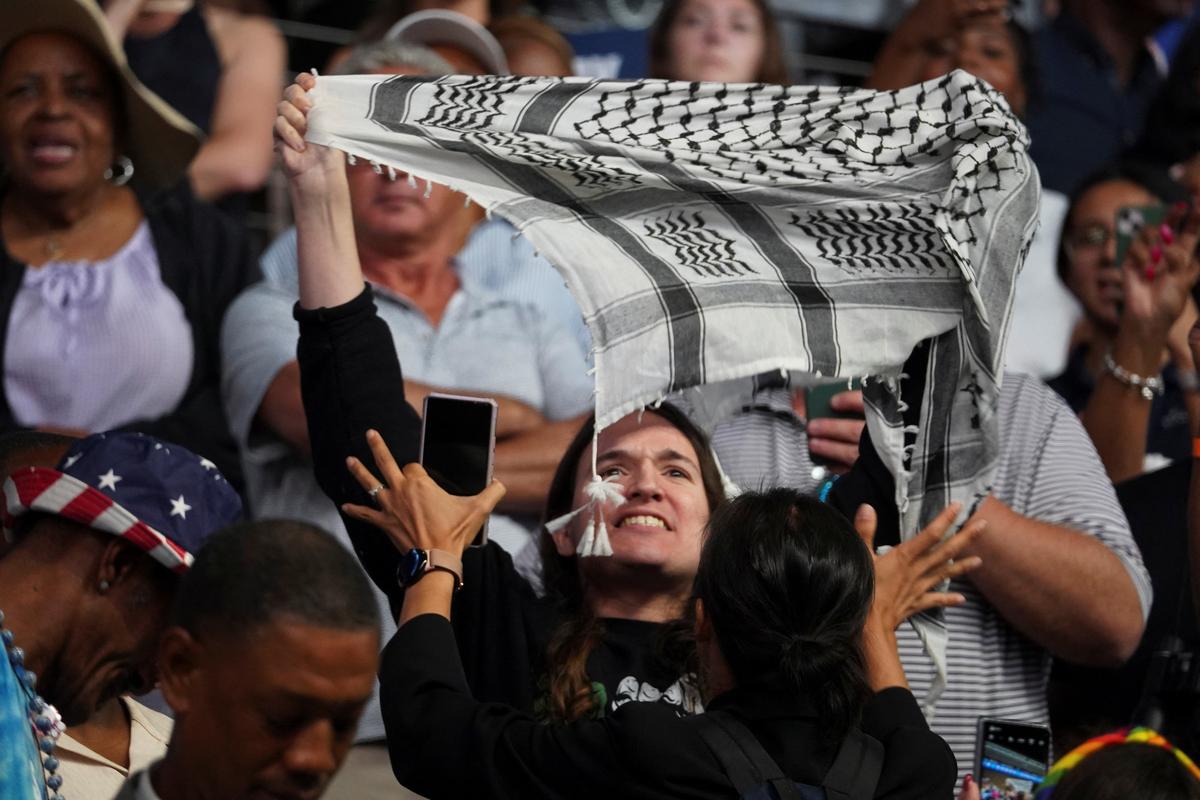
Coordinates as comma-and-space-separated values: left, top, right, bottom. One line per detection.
585, 618, 701, 717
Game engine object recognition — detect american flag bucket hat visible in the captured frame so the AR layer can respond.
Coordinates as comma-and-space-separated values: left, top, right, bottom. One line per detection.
2, 432, 242, 573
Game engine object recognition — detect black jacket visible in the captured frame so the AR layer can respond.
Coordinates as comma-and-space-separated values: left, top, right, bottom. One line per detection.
0, 183, 258, 489
295, 287, 954, 798
382, 615, 957, 800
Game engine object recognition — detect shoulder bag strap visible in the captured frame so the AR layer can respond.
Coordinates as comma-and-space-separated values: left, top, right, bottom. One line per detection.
821, 730, 884, 800
694, 712, 806, 800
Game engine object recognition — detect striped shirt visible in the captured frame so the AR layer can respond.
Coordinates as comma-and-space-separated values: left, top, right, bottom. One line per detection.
711, 372, 1152, 786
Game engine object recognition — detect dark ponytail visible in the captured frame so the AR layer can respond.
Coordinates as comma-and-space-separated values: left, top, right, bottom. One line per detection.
695, 489, 874, 745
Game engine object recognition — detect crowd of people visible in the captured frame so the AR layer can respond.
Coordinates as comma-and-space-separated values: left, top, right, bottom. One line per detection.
2, 0, 1200, 798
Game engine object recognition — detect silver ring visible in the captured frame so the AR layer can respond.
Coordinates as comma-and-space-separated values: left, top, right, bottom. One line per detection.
367, 484, 384, 500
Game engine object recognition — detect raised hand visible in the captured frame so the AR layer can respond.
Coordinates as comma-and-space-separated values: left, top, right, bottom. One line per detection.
343, 429, 506, 558
273, 72, 347, 197
855, 502, 985, 633
1118, 199, 1200, 352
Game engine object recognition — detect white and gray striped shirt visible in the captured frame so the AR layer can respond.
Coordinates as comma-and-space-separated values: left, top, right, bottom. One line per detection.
711, 372, 1152, 786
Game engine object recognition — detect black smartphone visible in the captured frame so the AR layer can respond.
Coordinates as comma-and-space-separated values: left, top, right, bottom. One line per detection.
974, 718, 1051, 799
418, 393, 498, 547
805, 378, 863, 423
805, 378, 864, 468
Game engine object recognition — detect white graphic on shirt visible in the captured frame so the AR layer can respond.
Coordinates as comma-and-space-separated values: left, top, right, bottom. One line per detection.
610, 674, 703, 715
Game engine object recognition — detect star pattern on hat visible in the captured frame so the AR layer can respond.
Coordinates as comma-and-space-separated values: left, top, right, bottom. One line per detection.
199, 458, 216, 471
169, 495, 192, 520
63, 453, 82, 469
97, 469, 122, 492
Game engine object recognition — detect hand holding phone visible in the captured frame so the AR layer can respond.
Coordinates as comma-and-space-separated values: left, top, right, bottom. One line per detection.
801, 379, 865, 472
974, 718, 1051, 800
419, 394, 498, 547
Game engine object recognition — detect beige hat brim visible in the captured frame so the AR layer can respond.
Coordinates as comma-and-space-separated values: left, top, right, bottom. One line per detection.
386, 10, 510, 76
0, 0, 202, 191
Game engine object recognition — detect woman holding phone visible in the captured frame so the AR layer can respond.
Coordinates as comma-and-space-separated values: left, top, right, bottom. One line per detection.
1048, 165, 1200, 482
275, 71, 975, 794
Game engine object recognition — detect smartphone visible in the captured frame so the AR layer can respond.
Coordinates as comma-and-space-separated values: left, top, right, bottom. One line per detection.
1115, 204, 1168, 267
418, 393, 498, 547
805, 378, 864, 423
974, 718, 1051, 800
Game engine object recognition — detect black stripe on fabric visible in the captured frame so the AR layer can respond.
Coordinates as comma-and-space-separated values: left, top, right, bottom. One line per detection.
515, 80, 597, 135
367, 77, 706, 391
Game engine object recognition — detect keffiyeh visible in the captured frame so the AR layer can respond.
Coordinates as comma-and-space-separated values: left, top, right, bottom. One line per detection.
304, 69, 1040, 709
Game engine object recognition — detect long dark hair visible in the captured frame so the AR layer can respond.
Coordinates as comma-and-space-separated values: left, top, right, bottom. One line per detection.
695, 489, 874, 745
647, 0, 788, 85
538, 404, 726, 723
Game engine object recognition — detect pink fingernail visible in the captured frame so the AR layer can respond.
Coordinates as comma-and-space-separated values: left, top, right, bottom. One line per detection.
1146, 265, 1157, 280
1151, 244, 1163, 263
1161, 224, 1175, 244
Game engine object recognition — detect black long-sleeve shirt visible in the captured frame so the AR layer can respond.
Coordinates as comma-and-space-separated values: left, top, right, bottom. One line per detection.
383, 615, 957, 800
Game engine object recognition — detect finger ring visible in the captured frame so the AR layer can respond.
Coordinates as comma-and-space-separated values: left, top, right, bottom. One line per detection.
367, 484, 384, 500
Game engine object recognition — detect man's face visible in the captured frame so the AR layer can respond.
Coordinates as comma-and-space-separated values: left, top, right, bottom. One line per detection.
164, 620, 379, 800
52, 531, 175, 726
347, 65, 467, 249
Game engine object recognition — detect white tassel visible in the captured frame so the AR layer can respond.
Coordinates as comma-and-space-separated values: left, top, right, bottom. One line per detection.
544, 506, 583, 535
424, 179, 433, 199
591, 519, 613, 556
464, 195, 473, 208
386, 165, 396, 181
372, 161, 383, 174
583, 474, 627, 508
347, 153, 357, 166
407, 173, 418, 189
576, 517, 596, 556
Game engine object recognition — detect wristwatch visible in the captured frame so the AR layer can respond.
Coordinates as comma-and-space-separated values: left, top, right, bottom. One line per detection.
397, 548, 464, 591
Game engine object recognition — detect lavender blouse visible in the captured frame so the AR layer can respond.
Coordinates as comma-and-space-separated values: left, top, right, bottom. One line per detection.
5, 222, 194, 432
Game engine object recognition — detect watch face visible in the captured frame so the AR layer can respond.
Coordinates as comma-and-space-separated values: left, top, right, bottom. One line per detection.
397, 548, 428, 586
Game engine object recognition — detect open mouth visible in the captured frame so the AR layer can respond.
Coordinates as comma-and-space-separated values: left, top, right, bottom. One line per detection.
28, 137, 78, 166
616, 513, 670, 530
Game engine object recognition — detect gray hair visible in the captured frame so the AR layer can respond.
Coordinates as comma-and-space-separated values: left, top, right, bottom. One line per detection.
335, 40, 454, 76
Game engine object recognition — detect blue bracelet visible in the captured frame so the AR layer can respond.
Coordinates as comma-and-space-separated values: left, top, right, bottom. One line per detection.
817, 474, 840, 502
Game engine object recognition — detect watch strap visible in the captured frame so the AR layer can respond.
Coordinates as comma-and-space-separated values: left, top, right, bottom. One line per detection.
425, 548, 464, 591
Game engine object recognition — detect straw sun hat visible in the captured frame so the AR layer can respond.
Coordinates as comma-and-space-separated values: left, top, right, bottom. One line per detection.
0, 0, 202, 190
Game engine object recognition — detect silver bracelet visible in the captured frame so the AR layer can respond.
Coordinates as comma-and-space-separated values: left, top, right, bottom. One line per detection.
1102, 350, 1165, 400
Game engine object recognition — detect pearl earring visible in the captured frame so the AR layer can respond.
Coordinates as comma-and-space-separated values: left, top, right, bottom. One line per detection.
98, 580, 110, 593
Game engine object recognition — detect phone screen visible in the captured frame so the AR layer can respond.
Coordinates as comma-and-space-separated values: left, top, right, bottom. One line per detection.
976, 719, 1050, 800
1115, 204, 1168, 268
420, 395, 497, 545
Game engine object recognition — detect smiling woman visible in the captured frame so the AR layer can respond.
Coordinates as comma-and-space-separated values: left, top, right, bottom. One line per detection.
0, 0, 257, 490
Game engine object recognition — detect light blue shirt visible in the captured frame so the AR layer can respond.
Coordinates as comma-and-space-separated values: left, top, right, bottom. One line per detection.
0, 657, 45, 800
220, 220, 594, 741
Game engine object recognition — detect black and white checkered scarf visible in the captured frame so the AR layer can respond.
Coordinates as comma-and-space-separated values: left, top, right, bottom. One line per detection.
305, 69, 1040, 709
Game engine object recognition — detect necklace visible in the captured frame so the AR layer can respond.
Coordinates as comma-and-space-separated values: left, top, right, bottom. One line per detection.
0, 608, 66, 800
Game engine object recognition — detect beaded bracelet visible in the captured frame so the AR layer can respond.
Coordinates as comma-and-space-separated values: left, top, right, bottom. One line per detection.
1102, 350, 1165, 401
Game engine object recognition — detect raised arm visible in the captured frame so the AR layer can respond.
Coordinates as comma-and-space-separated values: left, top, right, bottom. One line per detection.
277, 75, 422, 593
1077, 201, 1200, 483
189, 8, 284, 200
275, 72, 364, 311
854, 503, 984, 691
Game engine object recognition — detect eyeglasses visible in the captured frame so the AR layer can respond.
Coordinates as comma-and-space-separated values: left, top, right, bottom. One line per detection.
1063, 223, 1112, 259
